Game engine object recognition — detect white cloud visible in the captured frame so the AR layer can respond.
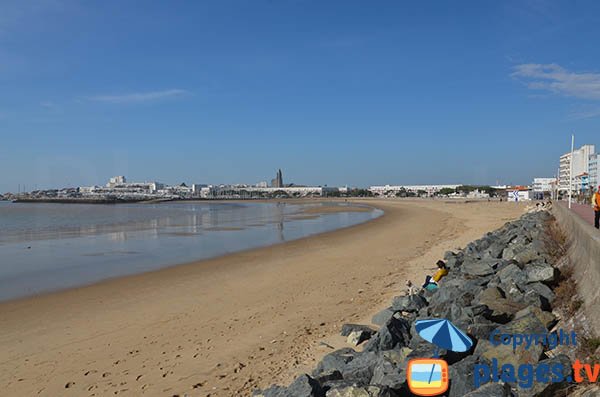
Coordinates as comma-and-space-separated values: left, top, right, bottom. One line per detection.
512, 63, 600, 100
568, 106, 600, 120
87, 89, 188, 104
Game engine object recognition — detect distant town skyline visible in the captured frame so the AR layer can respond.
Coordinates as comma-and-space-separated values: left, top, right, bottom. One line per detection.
2, 1, 600, 193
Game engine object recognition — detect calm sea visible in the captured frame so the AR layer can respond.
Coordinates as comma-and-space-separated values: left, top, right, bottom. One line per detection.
0, 201, 382, 301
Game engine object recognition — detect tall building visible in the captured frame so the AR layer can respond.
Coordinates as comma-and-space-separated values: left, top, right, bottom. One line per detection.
107, 175, 127, 187
532, 178, 556, 193
558, 144, 596, 193
271, 169, 283, 188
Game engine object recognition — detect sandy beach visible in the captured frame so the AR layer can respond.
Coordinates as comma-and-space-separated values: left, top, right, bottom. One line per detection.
0, 199, 526, 396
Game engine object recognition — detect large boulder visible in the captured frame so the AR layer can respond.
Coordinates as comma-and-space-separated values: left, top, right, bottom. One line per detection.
462, 382, 513, 396
313, 348, 357, 377
476, 338, 543, 369
371, 308, 394, 327
363, 316, 411, 353
497, 263, 527, 286
347, 330, 374, 346
523, 282, 555, 303
448, 355, 480, 397
369, 354, 407, 390
391, 294, 427, 313
513, 306, 556, 329
339, 351, 378, 385
253, 374, 324, 397
476, 287, 527, 323
341, 324, 376, 337
325, 385, 399, 397
461, 258, 498, 277
525, 261, 556, 284
341, 324, 376, 346
512, 247, 542, 265
515, 354, 572, 397
477, 313, 547, 368
483, 242, 506, 260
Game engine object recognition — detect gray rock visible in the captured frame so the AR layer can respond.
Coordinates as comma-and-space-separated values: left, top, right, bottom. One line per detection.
476, 287, 526, 323
347, 330, 373, 346
313, 370, 343, 385
371, 308, 394, 327
477, 314, 547, 368
494, 312, 548, 336
370, 354, 406, 389
462, 259, 497, 277
340, 324, 376, 337
501, 246, 516, 260
569, 385, 600, 397
448, 355, 480, 397
513, 247, 541, 265
407, 339, 446, 359
497, 263, 526, 286
444, 251, 463, 269
515, 354, 571, 397
514, 306, 557, 329
339, 351, 378, 385
253, 374, 323, 397
524, 282, 555, 303
313, 348, 357, 377
483, 242, 505, 259
363, 316, 411, 353
462, 318, 498, 340
463, 382, 512, 396
391, 294, 427, 313
325, 385, 399, 397
525, 261, 556, 284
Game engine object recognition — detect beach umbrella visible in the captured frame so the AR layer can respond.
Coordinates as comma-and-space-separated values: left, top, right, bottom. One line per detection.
414, 319, 474, 386
415, 318, 473, 353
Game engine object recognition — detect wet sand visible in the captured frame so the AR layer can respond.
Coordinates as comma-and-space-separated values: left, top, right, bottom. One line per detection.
0, 199, 526, 396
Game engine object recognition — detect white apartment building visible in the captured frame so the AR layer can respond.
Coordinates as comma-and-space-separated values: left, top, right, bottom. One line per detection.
532, 178, 556, 193
558, 144, 596, 193
369, 184, 461, 196
107, 176, 127, 187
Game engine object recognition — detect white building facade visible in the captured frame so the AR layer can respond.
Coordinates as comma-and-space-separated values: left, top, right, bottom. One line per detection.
368, 184, 461, 196
558, 144, 596, 193
532, 178, 556, 193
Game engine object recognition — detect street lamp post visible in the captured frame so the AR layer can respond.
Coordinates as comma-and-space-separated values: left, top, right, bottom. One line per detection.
568, 134, 574, 209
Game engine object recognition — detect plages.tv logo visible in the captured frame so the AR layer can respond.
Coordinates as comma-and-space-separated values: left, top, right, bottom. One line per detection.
407, 318, 473, 396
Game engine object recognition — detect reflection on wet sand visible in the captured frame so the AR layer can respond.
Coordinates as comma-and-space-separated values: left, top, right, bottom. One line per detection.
0, 201, 382, 300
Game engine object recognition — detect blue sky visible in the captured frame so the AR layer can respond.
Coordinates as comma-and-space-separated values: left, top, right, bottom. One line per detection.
2, 1, 600, 192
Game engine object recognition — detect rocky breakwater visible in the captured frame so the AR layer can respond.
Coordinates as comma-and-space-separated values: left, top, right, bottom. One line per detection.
254, 208, 574, 397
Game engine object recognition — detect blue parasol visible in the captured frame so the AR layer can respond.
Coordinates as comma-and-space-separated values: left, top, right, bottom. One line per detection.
415, 318, 473, 353
415, 318, 473, 384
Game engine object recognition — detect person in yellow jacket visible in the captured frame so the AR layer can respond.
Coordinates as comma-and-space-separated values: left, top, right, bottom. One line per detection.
422, 260, 449, 289
593, 185, 600, 229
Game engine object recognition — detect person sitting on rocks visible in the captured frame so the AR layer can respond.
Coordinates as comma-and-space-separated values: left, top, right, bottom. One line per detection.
422, 260, 449, 289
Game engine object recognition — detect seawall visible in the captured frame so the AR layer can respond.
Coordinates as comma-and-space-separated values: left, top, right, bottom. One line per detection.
552, 202, 600, 333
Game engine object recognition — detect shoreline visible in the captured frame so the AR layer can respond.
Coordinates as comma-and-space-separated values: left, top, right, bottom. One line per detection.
0, 199, 527, 396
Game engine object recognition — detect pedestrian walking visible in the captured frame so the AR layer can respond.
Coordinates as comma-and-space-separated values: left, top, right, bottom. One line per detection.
593, 185, 600, 229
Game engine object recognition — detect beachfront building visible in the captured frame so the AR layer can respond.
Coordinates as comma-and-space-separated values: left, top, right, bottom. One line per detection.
506, 187, 533, 202
558, 144, 596, 194
532, 178, 556, 193
466, 189, 490, 199
368, 184, 461, 197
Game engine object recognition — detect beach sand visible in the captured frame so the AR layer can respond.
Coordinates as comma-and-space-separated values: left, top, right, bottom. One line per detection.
0, 199, 526, 396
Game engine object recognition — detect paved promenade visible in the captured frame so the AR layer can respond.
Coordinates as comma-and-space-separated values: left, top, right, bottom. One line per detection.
557, 200, 596, 227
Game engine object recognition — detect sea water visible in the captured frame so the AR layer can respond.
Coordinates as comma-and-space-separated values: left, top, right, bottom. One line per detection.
0, 201, 382, 301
